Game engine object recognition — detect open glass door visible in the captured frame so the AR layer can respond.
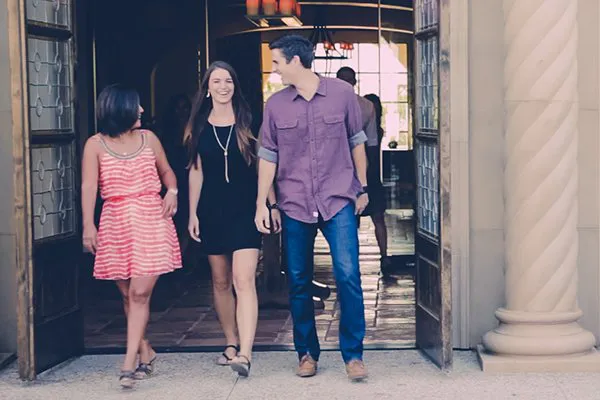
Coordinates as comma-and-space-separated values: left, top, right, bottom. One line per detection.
413, 0, 452, 369
18, 0, 83, 379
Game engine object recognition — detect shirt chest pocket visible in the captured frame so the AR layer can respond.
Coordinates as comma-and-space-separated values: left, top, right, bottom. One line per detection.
275, 119, 303, 143
319, 114, 345, 140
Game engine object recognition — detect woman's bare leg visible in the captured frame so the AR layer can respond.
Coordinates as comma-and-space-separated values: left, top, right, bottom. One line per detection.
209, 255, 239, 359
231, 249, 259, 363
121, 276, 158, 372
115, 280, 155, 363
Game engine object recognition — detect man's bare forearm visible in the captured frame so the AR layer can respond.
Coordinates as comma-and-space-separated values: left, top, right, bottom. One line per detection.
257, 158, 277, 206
267, 185, 277, 205
351, 144, 368, 186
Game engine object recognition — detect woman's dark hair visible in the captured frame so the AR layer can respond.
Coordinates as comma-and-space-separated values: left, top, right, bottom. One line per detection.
96, 84, 141, 137
184, 61, 255, 167
269, 34, 315, 69
365, 93, 384, 142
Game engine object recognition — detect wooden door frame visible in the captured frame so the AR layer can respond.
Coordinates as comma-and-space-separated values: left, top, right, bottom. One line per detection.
433, 0, 471, 352
7, 0, 92, 380
6, 0, 35, 380
412, 0, 468, 368
438, 0, 452, 366
413, 0, 451, 367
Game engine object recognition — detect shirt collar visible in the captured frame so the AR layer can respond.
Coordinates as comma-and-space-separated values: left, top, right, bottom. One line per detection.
290, 74, 327, 101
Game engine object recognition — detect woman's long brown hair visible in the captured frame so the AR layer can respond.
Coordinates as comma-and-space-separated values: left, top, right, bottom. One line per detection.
184, 61, 256, 168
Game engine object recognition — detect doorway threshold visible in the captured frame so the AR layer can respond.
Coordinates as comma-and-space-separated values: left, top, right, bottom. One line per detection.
0, 353, 16, 370
84, 341, 416, 355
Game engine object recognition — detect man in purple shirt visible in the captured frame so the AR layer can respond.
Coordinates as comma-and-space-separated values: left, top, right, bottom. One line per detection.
255, 35, 369, 381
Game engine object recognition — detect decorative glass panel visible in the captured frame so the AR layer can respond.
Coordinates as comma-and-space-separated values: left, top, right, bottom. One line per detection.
416, 0, 438, 32
416, 140, 439, 238
27, 37, 73, 132
26, 0, 71, 28
417, 255, 440, 313
418, 37, 438, 133
31, 143, 76, 240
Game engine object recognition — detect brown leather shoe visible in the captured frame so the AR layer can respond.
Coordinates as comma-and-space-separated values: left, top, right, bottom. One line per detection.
345, 359, 368, 381
296, 354, 318, 378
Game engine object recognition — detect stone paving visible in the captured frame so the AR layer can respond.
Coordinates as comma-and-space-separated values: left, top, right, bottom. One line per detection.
2, 350, 600, 399
84, 213, 416, 351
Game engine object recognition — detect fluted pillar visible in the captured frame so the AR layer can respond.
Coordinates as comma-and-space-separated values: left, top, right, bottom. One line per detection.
478, 0, 600, 372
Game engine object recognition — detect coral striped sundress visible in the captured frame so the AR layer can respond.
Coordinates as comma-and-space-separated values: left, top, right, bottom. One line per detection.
93, 132, 182, 280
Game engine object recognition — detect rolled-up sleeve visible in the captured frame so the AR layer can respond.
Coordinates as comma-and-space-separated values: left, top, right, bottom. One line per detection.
345, 91, 368, 148
258, 101, 278, 163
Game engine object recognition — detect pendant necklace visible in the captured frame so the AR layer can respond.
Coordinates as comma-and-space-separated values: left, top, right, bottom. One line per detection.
212, 124, 234, 183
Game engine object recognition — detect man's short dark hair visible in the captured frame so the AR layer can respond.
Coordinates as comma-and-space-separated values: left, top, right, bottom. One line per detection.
269, 34, 315, 68
96, 83, 140, 137
336, 67, 356, 86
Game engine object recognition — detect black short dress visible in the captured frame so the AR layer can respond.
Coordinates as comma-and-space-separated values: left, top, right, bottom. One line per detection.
196, 123, 262, 255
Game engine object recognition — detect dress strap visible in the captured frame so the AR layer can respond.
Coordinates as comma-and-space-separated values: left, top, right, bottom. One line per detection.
97, 134, 110, 151
97, 131, 146, 159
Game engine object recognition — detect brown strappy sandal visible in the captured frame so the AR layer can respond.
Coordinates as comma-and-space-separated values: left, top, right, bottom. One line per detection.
216, 344, 239, 366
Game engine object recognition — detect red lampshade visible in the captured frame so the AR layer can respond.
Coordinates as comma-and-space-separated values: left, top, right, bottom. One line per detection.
263, 0, 277, 15
246, 0, 259, 15
280, 0, 294, 15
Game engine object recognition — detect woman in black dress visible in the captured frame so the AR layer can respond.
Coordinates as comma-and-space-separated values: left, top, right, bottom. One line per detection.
185, 61, 279, 377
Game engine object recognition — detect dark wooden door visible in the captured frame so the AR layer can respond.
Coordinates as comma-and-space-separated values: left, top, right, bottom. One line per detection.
19, 0, 84, 379
413, 0, 452, 369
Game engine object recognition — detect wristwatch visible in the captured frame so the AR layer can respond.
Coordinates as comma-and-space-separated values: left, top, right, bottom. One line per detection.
358, 185, 368, 196
267, 202, 279, 211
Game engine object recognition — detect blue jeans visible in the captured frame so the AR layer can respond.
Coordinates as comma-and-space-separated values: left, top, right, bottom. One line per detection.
282, 203, 366, 363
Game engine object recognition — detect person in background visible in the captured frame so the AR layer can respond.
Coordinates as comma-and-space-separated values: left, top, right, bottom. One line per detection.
337, 68, 392, 276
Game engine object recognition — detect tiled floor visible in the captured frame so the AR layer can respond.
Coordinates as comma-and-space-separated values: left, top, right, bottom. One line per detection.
84, 211, 416, 351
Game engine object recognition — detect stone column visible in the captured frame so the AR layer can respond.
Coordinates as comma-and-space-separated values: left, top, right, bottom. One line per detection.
478, 0, 600, 372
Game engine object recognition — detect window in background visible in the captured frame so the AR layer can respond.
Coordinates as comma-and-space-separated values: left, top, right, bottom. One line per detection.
261, 40, 410, 150
261, 43, 286, 102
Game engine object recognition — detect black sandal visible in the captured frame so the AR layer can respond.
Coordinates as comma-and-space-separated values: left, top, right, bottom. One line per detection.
216, 344, 239, 366
230, 355, 251, 377
134, 355, 157, 380
119, 370, 136, 389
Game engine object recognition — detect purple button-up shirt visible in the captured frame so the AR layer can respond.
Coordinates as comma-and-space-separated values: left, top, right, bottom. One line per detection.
258, 76, 368, 223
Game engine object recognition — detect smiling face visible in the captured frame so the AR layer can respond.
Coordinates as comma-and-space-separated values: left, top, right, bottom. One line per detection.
271, 48, 300, 86
207, 68, 235, 105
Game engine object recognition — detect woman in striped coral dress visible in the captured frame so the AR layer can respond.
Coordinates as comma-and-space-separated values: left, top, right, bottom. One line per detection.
81, 84, 181, 388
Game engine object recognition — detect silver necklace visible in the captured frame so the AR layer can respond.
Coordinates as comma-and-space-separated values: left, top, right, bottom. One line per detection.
212, 124, 234, 183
